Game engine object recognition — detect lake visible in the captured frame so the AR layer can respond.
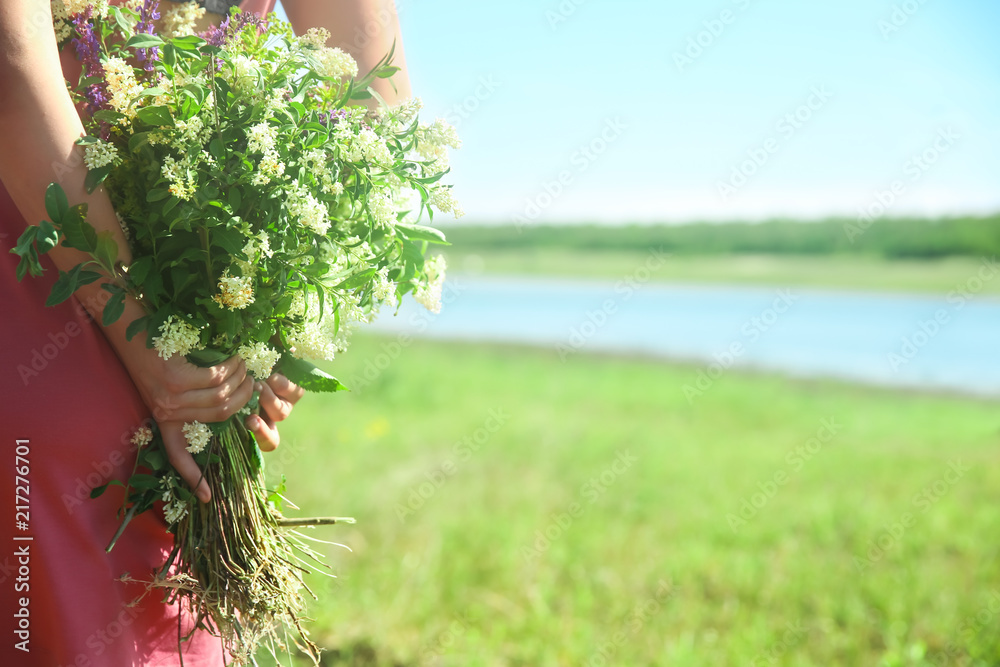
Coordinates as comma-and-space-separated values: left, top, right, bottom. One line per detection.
365, 275, 1000, 397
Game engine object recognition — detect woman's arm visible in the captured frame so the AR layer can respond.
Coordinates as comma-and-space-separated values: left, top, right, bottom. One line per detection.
0, 0, 255, 503
279, 0, 412, 106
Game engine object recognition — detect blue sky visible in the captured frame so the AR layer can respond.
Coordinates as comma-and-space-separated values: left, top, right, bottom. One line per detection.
277, 0, 1000, 224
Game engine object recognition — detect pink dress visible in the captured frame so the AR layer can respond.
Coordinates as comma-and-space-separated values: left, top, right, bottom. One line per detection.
0, 1, 275, 664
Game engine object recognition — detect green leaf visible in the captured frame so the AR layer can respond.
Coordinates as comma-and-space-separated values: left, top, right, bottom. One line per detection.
125, 315, 148, 342
395, 222, 449, 245
127, 256, 153, 284
171, 35, 206, 50
35, 220, 60, 253
138, 446, 167, 471
146, 189, 170, 202
211, 227, 245, 256
102, 288, 126, 326
90, 479, 124, 499
45, 266, 101, 307
124, 34, 164, 49
84, 165, 112, 194
91, 110, 127, 124
127, 474, 161, 490
60, 205, 97, 253
275, 354, 347, 393
186, 348, 230, 367
44, 183, 69, 224
136, 105, 174, 127
128, 132, 151, 152
335, 267, 376, 290
94, 231, 119, 272
109, 6, 132, 34
376, 66, 400, 79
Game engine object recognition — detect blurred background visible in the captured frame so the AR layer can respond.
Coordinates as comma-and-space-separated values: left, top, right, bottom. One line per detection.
267, 1, 1000, 665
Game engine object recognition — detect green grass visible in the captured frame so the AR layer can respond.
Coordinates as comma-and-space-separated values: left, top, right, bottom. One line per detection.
439, 250, 1000, 295
258, 335, 1000, 666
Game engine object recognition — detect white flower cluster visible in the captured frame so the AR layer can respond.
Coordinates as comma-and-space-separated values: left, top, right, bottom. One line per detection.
413, 254, 446, 314
301, 149, 341, 196
161, 1, 206, 39
315, 47, 358, 80
226, 55, 261, 97
161, 154, 196, 200
161, 475, 190, 524
103, 57, 144, 118
152, 315, 201, 360
173, 115, 213, 149
384, 97, 423, 132
366, 191, 396, 229
371, 265, 397, 308
238, 341, 281, 379
287, 186, 331, 235
83, 141, 121, 170
297, 27, 330, 49
163, 497, 189, 524
130, 425, 153, 448
247, 122, 285, 185
247, 122, 276, 154
416, 118, 462, 171
286, 290, 366, 361
344, 127, 392, 167
430, 186, 464, 218
214, 270, 255, 310
182, 421, 211, 454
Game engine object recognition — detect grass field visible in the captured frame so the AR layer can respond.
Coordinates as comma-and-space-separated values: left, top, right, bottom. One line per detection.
257, 335, 1000, 667
439, 250, 1000, 296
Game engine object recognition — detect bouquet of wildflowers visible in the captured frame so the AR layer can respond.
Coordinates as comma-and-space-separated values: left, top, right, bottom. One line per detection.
13, 1, 461, 662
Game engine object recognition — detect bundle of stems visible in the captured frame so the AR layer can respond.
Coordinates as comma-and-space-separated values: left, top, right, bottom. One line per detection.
158, 418, 352, 664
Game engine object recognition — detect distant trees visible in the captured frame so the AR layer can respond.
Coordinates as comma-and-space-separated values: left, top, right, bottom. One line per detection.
441, 216, 1000, 259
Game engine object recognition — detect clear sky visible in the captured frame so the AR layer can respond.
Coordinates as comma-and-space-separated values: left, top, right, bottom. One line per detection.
276, 0, 1000, 224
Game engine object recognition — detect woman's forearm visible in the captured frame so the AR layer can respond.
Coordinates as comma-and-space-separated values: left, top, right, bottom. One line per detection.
0, 0, 132, 321
280, 0, 412, 105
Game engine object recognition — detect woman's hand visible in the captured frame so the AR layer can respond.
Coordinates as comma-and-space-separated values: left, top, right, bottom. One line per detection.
246, 373, 305, 451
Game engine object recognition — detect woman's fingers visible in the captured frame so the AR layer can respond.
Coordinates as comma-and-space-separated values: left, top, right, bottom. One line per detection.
266, 373, 305, 405
246, 412, 279, 451
257, 375, 302, 424
160, 421, 211, 503
246, 374, 303, 452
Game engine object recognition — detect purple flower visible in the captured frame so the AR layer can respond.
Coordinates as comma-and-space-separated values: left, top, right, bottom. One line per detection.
135, 0, 161, 73
71, 11, 109, 114
201, 10, 268, 47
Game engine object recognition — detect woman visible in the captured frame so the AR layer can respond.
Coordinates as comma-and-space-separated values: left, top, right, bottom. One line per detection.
0, 0, 410, 664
